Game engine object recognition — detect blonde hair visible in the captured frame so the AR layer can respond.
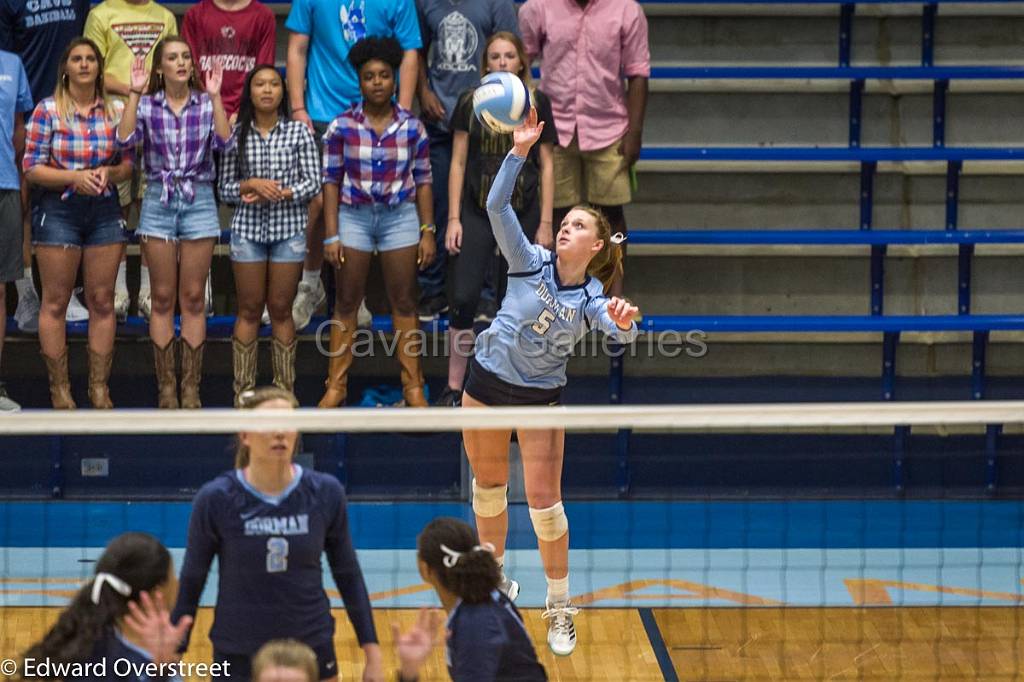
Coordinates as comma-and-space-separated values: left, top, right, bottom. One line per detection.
481, 31, 533, 90
234, 386, 300, 468
251, 640, 318, 682
577, 206, 624, 292
54, 38, 120, 124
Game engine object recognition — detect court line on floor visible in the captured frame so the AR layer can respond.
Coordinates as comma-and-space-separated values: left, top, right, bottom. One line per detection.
639, 608, 679, 682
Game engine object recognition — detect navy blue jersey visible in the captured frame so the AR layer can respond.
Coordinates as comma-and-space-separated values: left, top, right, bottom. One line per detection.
446, 590, 547, 682
74, 629, 175, 682
475, 152, 638, 390
171, 466, 377, 655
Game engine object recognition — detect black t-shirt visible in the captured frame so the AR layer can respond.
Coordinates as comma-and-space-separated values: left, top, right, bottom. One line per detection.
0, 0, 90, 103
451, 86, 556, 213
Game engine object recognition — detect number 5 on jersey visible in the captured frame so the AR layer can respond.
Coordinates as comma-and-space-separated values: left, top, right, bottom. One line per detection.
532, 309, 555, 334
267, 537, 289, 572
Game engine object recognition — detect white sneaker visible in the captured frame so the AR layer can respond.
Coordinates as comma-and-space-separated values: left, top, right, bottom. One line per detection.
357, 298, 372, 328
204, 275, 214, 317
138, 289, 152, 320
542, 600, 579, 656
260, 305, 271, 326
292, 279, 326, 331
14, 288, 40, 333
113, 288, 130, 322
0, 383, 20, 413
498, 575, 520, 602
66, 288, 89, 322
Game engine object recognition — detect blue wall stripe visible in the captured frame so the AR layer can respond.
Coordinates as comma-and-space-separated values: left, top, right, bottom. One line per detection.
0, 500, 1020, 549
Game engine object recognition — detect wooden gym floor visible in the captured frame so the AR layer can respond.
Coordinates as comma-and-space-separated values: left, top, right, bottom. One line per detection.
2, 606, 1022, 681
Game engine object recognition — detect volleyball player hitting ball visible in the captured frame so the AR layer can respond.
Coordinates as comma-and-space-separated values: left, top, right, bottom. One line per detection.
462, 106, 640, 656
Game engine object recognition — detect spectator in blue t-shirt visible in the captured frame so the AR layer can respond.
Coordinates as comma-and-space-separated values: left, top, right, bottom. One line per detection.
0, 48, 32, 413
284, 0, 421, 332
413, 0, 517, 321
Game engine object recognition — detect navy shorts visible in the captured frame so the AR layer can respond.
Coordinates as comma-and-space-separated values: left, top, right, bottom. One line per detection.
31, 191, 125, 248
214, 640, 338, 681
464, 358, 562, 406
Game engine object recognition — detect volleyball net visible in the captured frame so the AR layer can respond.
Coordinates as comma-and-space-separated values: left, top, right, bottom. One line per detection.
2, 401, 1023, 680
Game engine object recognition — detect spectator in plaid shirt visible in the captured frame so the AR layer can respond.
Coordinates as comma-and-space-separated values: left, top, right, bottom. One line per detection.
117, 37, 231, 410
23, 37, 135, 410
319, 36, 435, 409
220, 65, 321, 405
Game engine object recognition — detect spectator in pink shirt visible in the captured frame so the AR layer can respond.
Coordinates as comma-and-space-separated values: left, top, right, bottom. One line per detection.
518, 0, 649, 296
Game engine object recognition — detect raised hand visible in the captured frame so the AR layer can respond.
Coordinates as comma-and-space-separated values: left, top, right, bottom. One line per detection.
607, 296, 639, 330
129, 56, 149, 94
512, 107, 544, 156
205, 58, 224, 98
122, 591, 193, 667
394, 609, 443, 680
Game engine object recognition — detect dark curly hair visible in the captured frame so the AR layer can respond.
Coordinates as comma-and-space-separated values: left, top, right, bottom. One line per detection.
347, 36, 404, 73
418, 517, 501, 604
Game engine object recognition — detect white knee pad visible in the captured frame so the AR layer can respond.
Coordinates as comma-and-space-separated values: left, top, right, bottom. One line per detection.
472, 479, 507, 518
529, 501, 568, 542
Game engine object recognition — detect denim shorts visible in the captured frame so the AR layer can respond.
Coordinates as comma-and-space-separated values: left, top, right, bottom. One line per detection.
339, 201, 419, 253
32, 191, 126, 248
137, 181, 221, 241
230, 230, 307, 263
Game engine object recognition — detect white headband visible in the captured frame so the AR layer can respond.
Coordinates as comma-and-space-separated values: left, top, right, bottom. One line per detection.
439, 542, 495, 568
91, 572, 132, 605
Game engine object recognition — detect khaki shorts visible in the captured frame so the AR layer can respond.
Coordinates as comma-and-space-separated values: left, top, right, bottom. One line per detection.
117, 147, 145, 208
553, 135, 632, 208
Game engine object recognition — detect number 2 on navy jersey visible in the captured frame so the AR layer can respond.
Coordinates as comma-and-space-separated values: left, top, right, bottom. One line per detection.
266, 537, 289, 572
532, 309, 555, 334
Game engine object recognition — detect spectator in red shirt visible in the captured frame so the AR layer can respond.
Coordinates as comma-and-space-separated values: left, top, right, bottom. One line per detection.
181, 0, 276, 121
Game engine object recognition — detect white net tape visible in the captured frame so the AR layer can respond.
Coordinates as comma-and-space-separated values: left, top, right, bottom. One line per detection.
2, 400, 1023, 435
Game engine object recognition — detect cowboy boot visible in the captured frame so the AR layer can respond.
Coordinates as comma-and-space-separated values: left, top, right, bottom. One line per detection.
152, 339, 179, 409
318, 315, 357, 408
232, 337, 258, 407
41, 347, 76, 409
271, 337, 297, 393
392, 315, 427, 407
180, 339, 205, 409
87, 347, 114, 409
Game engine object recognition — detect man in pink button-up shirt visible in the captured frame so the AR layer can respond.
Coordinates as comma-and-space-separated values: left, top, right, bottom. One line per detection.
519, 0, 649, 296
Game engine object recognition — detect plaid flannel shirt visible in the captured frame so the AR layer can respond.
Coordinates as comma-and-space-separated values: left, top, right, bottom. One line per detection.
219, 119, 322, 243
321, 102, 431, 207
119, 90, 231, 206
23, 97, 133, 200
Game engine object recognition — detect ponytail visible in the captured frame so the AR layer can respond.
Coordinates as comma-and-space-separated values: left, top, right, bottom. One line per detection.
21, 533, 170, 678
418, 518, 501, 604
578, 205, 626, 293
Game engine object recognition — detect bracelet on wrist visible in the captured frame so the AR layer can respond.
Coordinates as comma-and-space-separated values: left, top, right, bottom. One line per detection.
420, 223, 436, 234
129, 89, 144, 95
323, 234, 340, 246
447, 217, 460, 223
293, 106, 306, 113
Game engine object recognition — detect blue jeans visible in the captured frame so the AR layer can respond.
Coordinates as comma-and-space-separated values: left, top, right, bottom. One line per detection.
418, 125, 449, 301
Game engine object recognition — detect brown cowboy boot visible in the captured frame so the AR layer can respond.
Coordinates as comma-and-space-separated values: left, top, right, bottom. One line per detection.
41, 347, 76, 409
152, 339, 179, 409
318, 315, 357, 408
271, 337, 297, 393
392, 315, 427, 407
87, 347, 114, 409
232, 337, 258, 407
180, 340, 205, 409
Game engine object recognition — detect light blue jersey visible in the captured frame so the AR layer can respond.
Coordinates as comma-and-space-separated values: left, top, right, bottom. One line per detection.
474, 152, 637, 391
